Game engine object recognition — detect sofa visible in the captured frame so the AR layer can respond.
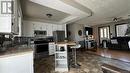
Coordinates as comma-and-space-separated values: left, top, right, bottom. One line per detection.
108, 37, 130, 50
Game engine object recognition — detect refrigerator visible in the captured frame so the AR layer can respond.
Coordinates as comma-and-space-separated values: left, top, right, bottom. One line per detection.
53, 31, 65, 42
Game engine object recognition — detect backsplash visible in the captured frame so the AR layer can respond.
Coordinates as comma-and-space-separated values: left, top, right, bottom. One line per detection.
0, 35, 34, 48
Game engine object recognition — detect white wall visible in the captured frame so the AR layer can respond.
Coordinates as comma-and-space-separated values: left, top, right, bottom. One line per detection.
68, 23, 85, 42
22, 20, 66, 37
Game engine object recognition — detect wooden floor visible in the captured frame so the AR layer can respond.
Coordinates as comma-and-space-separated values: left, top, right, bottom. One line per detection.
35, 51, 130, 73
87, 48, 130, 63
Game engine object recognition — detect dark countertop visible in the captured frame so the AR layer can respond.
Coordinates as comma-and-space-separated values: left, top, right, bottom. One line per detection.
0, 45, 34, 58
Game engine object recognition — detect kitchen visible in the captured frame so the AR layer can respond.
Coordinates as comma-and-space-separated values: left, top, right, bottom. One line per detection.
0, 0, 78, 73
1, 0, 130, 73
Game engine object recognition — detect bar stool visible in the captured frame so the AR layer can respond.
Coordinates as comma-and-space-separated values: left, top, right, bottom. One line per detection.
70, 44, 81, 68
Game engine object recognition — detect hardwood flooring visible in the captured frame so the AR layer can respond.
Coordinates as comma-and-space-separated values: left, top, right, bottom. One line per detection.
34, 51, 130, 73
87, 48, 130, 63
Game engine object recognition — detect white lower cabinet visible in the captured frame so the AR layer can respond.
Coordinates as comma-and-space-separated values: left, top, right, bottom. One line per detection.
49, 42, 55, 55
0, 51, 34, 73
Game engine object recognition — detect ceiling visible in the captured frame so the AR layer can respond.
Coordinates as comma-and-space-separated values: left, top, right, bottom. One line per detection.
75, 0, 130, 26
21, 0, 130, 25
20, 0, 69, 22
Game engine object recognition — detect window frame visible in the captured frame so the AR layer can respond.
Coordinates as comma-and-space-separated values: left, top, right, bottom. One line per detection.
115, 23, 128, 37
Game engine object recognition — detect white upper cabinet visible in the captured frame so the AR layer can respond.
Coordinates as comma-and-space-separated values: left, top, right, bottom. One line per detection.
52, 24, 64, 31
33, 23, 40, 30
52, 24, 57, 31
22, 21, 34, 37
22, 21, 66, 37
33, 23, 46, 31
46, 24, 53, 36
57, 25, 63, 31
42, 24, 46, 30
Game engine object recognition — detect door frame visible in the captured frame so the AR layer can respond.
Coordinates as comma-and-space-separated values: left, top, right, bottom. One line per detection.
98, 26, 110, 46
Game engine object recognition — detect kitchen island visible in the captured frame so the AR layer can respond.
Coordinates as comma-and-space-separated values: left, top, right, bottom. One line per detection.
55, 41, 76, 72
56, 41, 76, 45
0, 45, 34, 73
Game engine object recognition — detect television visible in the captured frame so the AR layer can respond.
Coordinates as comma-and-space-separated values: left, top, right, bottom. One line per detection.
85, 27, 93, 35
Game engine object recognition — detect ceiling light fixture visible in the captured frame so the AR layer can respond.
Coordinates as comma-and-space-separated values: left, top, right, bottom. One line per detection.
46, 14, 53, 18
113, 17, 117, 22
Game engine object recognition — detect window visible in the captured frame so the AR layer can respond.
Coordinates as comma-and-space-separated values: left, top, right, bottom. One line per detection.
116, 24, 130, 37
99, 26, 110, 39
100, 29, 103, 38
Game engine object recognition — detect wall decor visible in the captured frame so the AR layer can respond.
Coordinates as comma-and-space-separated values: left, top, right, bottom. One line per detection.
78, 30, 82, 36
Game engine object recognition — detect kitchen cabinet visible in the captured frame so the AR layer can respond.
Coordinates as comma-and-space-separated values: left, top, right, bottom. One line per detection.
47, 24, 65, 36
33, 23, 47, 31
0, 0, 21, 34
49, 42, 55, 55
33, 23, 46, 30
23, 22, 34, 37
53, 25, 64, 31
33, 23, 39, 30
42, 24, 47, 30
33, 23, 53, 36
46, 24, 53, 36
52, 24, 57, 31
22, 21, 66, 37
0, 51, 34, 73
57, 25, 63, 30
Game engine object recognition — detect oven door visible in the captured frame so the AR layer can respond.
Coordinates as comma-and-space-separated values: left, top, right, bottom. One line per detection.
34, 40, 49, 53
35, 43, 48, 53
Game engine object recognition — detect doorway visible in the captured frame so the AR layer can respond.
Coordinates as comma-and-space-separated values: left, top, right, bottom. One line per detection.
99, 26, 110, 47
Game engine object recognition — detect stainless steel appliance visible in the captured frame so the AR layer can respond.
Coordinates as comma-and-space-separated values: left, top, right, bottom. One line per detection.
34, 38, 48, 52
53, 31, 65, 42
34, 37, 54, 58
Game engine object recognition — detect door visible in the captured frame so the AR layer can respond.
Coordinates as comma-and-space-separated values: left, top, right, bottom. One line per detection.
99, 26, 110, 46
